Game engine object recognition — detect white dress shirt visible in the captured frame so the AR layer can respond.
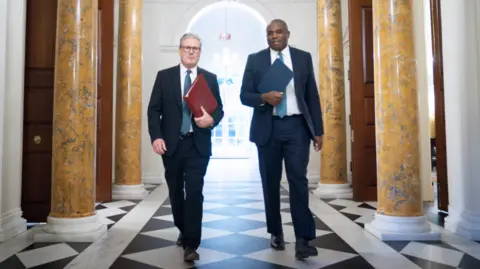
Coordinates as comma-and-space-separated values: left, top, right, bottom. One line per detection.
270, 46, 301, 116
180, 64, 197, 132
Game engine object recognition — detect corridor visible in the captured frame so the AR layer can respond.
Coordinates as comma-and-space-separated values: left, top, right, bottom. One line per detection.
1, 160, 480, 268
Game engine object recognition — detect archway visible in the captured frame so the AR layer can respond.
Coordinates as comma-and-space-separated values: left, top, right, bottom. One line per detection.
187, 1, 267, 159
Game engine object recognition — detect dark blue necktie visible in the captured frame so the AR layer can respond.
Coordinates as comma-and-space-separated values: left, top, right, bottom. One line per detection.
181, 70, 192, 134
276, 52, 287, 118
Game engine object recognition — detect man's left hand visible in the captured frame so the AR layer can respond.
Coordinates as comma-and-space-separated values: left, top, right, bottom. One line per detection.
194, 106, 214, 128
314, 136, 323, 151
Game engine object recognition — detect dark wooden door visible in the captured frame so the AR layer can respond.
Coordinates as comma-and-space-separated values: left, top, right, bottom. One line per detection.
21, 0, 57, 222
22, 0, 114, 222
96, 0, 114, 203
348, 0, 377, 201
430, 0, 448, 211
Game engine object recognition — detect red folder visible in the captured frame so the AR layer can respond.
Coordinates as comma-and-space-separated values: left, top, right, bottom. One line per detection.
183, 73, 218, 118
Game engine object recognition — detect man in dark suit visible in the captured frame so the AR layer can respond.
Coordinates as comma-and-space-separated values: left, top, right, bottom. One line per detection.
240, 19, 324, 259
147, 33, 224, 262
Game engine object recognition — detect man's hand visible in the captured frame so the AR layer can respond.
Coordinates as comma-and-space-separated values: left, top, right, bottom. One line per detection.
314, 136, 323, 152
261, 91, 283, 106
194, 106, 214, 128
152, 138, 167, 155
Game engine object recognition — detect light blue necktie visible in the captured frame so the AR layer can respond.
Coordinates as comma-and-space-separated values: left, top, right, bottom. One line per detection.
181, 70, 192, 134
276, 52, 287, 118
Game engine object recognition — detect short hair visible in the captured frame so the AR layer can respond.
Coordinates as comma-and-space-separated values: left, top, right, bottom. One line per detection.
267, 19, 289, 32
179, 33, 202, 48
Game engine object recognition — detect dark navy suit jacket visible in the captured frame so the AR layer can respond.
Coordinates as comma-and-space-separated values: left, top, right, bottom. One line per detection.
147, 65, 224, 157
240, 47, 324, 146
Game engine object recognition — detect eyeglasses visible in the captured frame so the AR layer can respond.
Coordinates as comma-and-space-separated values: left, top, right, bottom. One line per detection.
180, 46, 200, 53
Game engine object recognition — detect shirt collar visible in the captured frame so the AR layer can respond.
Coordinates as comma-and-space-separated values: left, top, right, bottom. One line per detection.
270, 45, 290, 59
180, 64, 197, 75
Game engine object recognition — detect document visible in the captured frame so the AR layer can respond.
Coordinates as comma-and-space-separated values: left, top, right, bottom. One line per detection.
257, 59, 294, 93
183, 73, 218, 118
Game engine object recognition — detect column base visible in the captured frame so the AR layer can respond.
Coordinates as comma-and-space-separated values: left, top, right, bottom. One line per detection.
444, 206, 480, 240
112, 183, 149, 200
0, 208, 27, 242
365, 213, 440, 241
33, 214, 107, 242
312, 183, 353, 199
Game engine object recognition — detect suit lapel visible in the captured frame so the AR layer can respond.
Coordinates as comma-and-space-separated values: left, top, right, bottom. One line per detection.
289, 47, 302, 94
173, 65, 182, 110
260, 49, 271, 74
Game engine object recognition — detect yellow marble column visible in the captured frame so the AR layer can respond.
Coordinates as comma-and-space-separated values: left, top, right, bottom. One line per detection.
113, 0, 147, 199
365, 0, 438, 241
34, 0, 107, 242
313, 0, 352, 198
373, 0, 422, 217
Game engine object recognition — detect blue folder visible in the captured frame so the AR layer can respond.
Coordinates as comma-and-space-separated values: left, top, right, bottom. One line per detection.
257, 59, 294, 93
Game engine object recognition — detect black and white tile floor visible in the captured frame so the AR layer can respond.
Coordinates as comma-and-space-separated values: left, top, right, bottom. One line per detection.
1, 173, 480, 268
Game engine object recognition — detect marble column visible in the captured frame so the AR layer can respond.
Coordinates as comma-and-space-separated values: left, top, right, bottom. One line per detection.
364, 0, 439, 241
34, 0, 107, 242
112, 0, 148, 200
313, 0, 352, 199
440, 0, 480, 240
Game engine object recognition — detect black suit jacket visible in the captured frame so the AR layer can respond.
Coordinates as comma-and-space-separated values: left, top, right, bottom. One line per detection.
147, 65, 224, 157
240, 47, 324, 146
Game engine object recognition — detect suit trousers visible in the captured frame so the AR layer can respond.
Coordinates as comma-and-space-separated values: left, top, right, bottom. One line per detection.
257, 115, 316, 241
162, 135, 210, 249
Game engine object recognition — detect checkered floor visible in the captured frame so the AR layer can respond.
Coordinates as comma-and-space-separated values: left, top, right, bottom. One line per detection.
323, 198, 480, 269
1, 180, 480, 268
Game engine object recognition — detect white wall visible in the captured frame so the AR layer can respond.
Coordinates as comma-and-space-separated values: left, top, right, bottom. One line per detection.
0, 0, 27, 242
414, 0, 435, 202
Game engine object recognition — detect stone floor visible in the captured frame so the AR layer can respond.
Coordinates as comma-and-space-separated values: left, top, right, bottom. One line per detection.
0, 160, 479, 268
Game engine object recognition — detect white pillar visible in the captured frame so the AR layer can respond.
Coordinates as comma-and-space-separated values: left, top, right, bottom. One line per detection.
0, 0, 28, 242
440, 0, 480, 240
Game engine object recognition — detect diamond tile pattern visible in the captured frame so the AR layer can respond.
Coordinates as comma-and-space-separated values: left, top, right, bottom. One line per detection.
1, 180, 480, 269
323, 198, 480, 269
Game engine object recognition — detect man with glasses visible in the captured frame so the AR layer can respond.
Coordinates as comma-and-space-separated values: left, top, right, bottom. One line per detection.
147, 33, 224, 262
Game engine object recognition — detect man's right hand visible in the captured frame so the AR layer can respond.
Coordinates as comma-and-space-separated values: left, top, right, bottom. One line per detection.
261, 91, 283, 106
152, 138, 167, 155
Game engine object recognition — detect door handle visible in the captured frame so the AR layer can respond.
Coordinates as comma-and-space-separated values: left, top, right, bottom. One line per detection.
33, 135, 41, 144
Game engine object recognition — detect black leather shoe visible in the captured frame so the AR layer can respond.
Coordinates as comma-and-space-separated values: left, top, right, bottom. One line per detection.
295, 238, 318, 260
176, 233, 184, 246
270, 234, 285, 250
183, 247, 199, 262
